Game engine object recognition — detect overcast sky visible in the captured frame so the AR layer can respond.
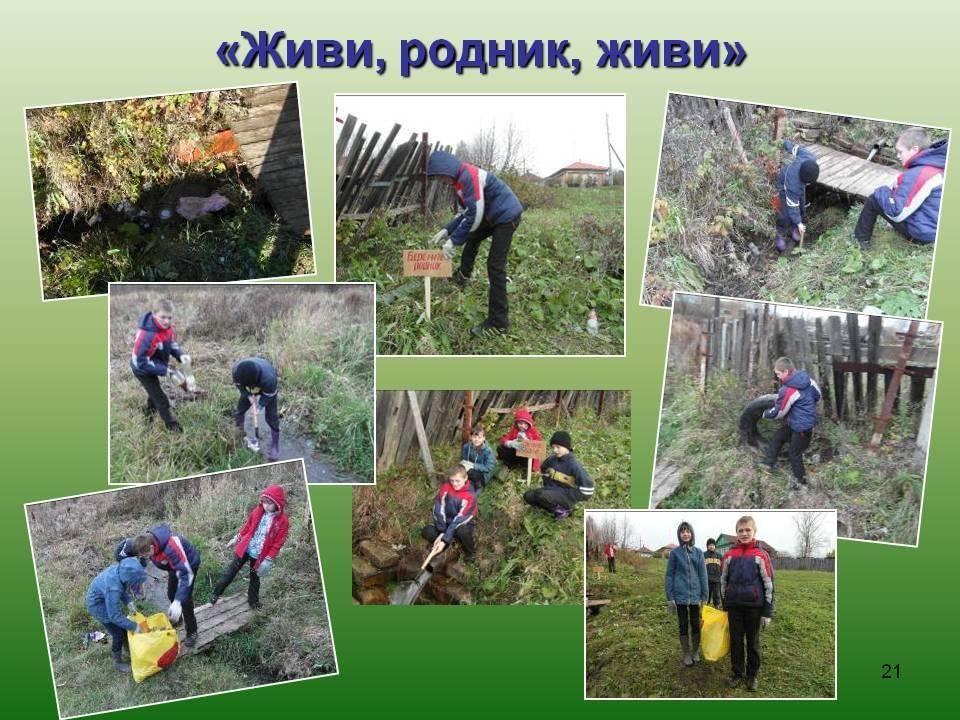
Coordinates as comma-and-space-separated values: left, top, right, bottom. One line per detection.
589, 510, 837, 557
335, 94, 626, 177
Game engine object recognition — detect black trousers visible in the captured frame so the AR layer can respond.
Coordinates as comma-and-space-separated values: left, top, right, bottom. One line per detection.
523, 486, 577, 513
135, 374, 176, 426
497, 444, 525, 469
677, 604, 702, 641
213, 553, 261, 605
167, 567, 198, 636
607, 557, 616, 573
458, 215, 521, 329
421, 523, 476, 556
728, 606, 762, 679
236, 392, 279, 433
708, 581, 722, 607
103, 621, 128, 653
854, 195, 914, 244
764, 425, 812, 481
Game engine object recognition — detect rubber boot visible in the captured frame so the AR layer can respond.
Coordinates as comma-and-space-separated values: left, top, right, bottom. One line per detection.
691, 629, 701, 663
268, 430, 280, 461
183, 632, 197, 649
680, 635, 693, 667
112, 649, 131, 672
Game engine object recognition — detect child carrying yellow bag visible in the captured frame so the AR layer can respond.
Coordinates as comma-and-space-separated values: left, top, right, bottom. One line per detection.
126, 612, 180, 683
700, 605, 730, 662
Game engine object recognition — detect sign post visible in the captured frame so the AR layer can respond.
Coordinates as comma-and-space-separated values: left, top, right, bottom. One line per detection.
516, 439, 547, 485
402, 249, 453, 321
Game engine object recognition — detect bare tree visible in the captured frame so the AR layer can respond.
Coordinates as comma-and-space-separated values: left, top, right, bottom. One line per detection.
794, 512, 827, 558
456, 122, 525, 173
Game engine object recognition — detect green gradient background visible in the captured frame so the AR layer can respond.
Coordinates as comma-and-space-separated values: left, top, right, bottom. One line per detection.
1, 0, 954, 714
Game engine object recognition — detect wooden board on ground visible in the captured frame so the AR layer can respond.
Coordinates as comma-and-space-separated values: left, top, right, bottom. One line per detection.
179, 593, 253, 653
806, 143, 900, 199
587, 598, 611, 616
403, 249, 452, 277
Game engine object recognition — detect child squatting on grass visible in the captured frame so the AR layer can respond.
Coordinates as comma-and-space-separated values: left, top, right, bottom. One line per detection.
211, 484, 289, 610
116, 524, 202, 649
497, 407, 543, 475
460, 424, 495, 492
721, 516, 775, 692
664, 521, 708, 667
523, 431, 595, 521
129, 298, 191, 433
761, 356, 822, 488
426, 150, 523, 338
854, 127, 946, 250
774, 139, 820, 254
421, 464, 478, 561
232, 357, 281, 462
86, 557, 149, 672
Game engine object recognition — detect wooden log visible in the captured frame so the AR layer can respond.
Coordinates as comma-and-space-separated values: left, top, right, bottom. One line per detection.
866, 315, 882, 417
828, 316, 846, 419
871, 320, 920, 446
815, 318, 833, 415
463, 391, 474, 443
847, 313, 863, 414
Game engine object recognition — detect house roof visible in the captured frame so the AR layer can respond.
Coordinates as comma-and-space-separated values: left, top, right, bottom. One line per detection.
545, 161, 609, 179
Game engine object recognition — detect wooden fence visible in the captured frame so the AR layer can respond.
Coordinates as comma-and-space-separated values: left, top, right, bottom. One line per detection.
680, 298, 939, 447
336, 114, 453, 222
376, 390, 628, 471
772, 556, 835, 572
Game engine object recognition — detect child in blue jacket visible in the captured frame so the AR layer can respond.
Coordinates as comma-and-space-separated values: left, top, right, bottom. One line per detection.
460, 425, 495, 491
774, 140, 820, 253
523, 431, 594, 520
86, 557, 148, 671
665, 520, 709, 667
426, 150, 523, 337
421, 464, 478, 559
761, 357, 822, 487
854, 127, 946, 250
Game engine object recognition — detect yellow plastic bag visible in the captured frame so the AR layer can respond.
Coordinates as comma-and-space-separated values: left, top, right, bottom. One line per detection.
126, 611, 180, 683
700, 605, 730, 662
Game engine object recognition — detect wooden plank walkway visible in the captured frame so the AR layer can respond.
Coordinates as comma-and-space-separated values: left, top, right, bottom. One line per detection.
807, 143, 900, 198
234, 84, 310, 236
178, 593, 253, 653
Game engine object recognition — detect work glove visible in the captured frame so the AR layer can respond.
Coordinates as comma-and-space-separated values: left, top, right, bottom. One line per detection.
667, 600, 677, 615
505, 440, 519, 450
167, 600, 182, 624
127, 601, 137, 614
441, 239, 455, 260
134, 623, 148, 634
257, 558, 274, 578
179, 354, 191, 365
226, 535, 238, 550
460, 460, 475, 471
431, 228, 448, 245
760, 616, 771, 629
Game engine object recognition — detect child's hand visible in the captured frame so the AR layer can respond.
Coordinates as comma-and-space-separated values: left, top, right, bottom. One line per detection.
461, 461, 474, 471
667, 600, 677, 615
226, 535, 238, 550
180, 354, 191, 365
761, 617, 771, 629
256, 558, 274, 578
432, 536, 447, 555
137, 621, 149, 633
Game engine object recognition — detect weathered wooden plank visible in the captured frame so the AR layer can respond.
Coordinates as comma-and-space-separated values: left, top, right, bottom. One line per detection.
243, 84, 295, 107
238, 130, 305, 161
807, 143, 899, 198
335, 115, 358, 166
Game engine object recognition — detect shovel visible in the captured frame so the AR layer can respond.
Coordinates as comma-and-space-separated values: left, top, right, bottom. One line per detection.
245, 394, 261, 453
389, 542, 446, 605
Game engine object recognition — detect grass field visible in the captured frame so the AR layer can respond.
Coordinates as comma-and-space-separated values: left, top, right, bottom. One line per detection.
353, 402, 632, 604
27, 462, 335, 718
337, 184, 624, 355
586, 558, 835, 698
656, 373, 924, 545
109, 284, 374, 484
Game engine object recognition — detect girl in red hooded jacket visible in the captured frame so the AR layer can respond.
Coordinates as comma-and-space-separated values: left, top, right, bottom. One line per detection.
211, 485, 289, 609
497, 407, 543, 473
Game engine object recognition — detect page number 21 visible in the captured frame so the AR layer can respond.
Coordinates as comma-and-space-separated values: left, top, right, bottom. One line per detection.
882, 664, 901, 679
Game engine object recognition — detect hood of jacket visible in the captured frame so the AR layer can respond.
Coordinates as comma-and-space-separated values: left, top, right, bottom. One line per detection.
676, 520, 695, 546
260, 485, 286, 513
906, 139, 947, 170
117, 556, 147, 586
149, 523, 172, 548
426, 150, 462, 178
784, 368, 812, 391
513, 407, 535, 427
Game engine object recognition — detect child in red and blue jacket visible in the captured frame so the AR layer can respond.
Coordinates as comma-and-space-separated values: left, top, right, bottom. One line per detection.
129, 299, 190, 432
421, 465, 478, 558
761, 356, 821, 486
116, 524, 201, 647
721, 516, 775, 691
774, 140, 820, 253
426, 150, 523, 337
211, 485, 289, 609
854, 127, 946, 250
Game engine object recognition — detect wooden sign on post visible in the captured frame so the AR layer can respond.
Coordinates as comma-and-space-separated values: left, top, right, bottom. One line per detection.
403, 249, 453, 321
516, 439, 547, 485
